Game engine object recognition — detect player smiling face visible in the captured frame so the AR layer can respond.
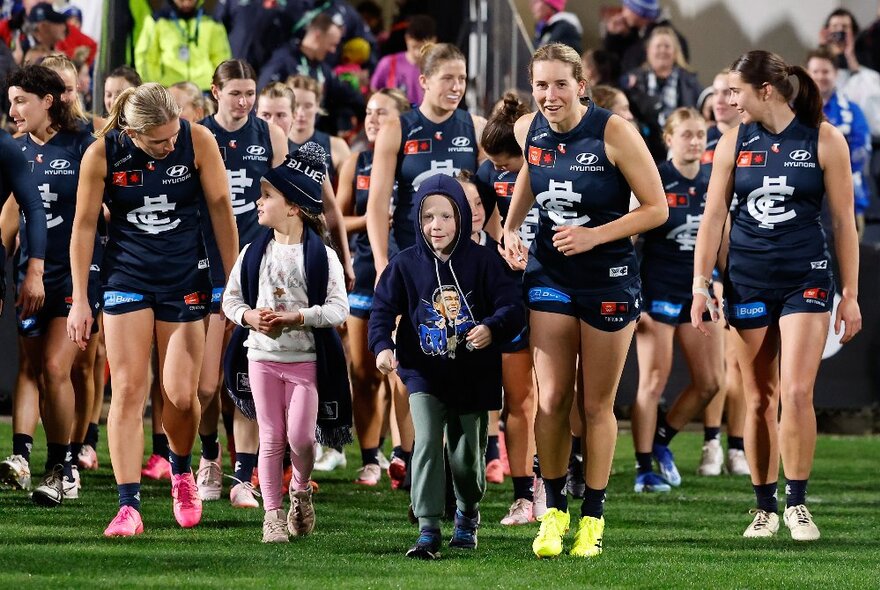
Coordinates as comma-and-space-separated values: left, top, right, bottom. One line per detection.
531, 59, 586, 132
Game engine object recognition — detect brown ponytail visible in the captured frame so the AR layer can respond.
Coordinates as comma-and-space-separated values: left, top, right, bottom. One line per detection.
730, 50, 823, 128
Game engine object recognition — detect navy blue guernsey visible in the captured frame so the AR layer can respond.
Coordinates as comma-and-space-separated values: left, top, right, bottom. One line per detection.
394, 108, 478, 248
641, 160, 709, 293
16, 130, 97, 290
1, 130, 46, 261
729, 119, 831, 288
352, 150, 378, 287
200, 113, 273, 250
475, 159, 539, 251
103, 119, 209, 293
290, 130, 335, 181
525, 105, 637, 291
701, 125, 723, 171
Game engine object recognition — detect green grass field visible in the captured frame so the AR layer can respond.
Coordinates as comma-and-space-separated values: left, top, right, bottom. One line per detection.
0, 423, 878, 589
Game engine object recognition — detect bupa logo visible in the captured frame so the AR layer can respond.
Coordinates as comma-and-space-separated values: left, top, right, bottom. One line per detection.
451, 136, 470, 147
49, 159, 70, 169
167, 165, 189, 178
247, 145, 266, 156
789, 150, 811, 161
576, 153, 599, 165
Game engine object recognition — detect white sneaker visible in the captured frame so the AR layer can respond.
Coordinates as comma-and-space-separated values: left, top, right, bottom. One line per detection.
31, 465, 64, 507
196, 457, 223, 501
313, 448, 346, 472
0, 454, 32, 490
783, 504, 820, 541
377, 450, 391, 470
63, 466, 80, 499
727, 449, 751, 476
743, 509, 779, 538
532, 477, 547, 519
354, 464, 381, 485
697, 439, 723, 476
230, 481, 261, 508
500, 498, 535, 525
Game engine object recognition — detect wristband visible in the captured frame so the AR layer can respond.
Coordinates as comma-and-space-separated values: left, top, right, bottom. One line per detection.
692, 285, 720, 317
692, 275, 711, 292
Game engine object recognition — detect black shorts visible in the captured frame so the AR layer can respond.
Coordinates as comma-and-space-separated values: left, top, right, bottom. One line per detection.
348, 291, 373, 320
16, 275, 101, 338
723, 277, 835, 330
524, 272, 641, 332
102, 287, 210, 322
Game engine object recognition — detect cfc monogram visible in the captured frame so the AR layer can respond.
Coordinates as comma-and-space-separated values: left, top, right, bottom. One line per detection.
747, 176, 796, 229
535, 180, 590, 227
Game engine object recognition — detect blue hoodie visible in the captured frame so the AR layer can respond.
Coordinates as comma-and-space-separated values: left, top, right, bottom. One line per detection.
368, 175, 525, 412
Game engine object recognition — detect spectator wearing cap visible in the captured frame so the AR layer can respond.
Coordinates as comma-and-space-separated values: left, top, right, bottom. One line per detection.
530, 0, 583, 55
135, 0, 231, 92
603, 0, 689, 76
56, 5, 97, 66
370, 15, 437, 106
17, 2, 68, 59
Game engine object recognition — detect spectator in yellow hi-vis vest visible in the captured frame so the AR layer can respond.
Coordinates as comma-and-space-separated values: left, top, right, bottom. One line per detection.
135, 0, 231, 92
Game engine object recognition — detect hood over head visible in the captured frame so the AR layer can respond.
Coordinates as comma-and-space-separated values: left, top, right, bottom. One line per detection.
413, 173, 473, 260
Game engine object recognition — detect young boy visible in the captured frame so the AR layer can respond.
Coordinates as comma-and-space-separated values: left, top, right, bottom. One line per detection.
368, 174, 525, 559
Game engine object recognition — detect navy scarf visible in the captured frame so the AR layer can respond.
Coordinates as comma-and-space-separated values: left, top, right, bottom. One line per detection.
222, 226, 352, 447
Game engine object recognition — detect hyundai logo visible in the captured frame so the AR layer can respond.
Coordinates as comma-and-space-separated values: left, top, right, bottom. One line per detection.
576, 153, 599, 165
49, 159, 70, 169
451, 136, 470, 147
247, 145, 266, 156
167, 165, 189, 177
789, 150, 811, 161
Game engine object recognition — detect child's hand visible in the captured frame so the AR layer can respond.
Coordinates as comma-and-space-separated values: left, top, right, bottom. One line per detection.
266, 310, 304, 328
376, 349, 398, 375
465, 325, 492, 350
243, 308, 277, 334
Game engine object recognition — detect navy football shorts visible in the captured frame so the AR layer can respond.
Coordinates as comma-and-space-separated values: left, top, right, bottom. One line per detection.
723, 277, 835, 330
102, 287, 210, 322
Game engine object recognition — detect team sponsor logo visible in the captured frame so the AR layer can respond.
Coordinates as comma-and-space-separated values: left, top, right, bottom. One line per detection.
19, 317, 37, 330
666, 214, 702, 251
198, 258, 209, 269
49, 159, 70, 170
112, 170, 143, 187
236, 372, 251, 393
64, 296, 73, 304
247, 145, 266, 156
114, 153, 133, 167
650, 300, 683, 317
356, 175, 370, 190
576, 153, 599, 165
494, 181, 514, 197
228, 139, 238, 148
600, 301, 629, 315
571, 152, 603, 172
747, 176, 796, 229
183, 292, 208, 305
528, 146, 556, 167
166, 165, 189, 178
732, 302, 767, 319
785, 149, 816, 168
434, 131, 443, 141
404, 139, 432, 155
211, 288, 223, 304
741, 135, 760, 147
89, 264, 100, 272
803, 288, 829, 303
666, 193, 689, 208
407, 125, 424, 138
535, 180, 588, 226
528, 287, 572, 304
737, 151, 767, 167
701, 149, 715, 165
531, 132, 548, 141
557, 143, 566, 154
771, 143, 780, 153
451, 136, 470, 147
810, 260, 828, 270
318, 401, 339, 420
36, 153, 43, 164
103, 291, 145, 307
146, 161, 156, 171
609, 266, 628, 278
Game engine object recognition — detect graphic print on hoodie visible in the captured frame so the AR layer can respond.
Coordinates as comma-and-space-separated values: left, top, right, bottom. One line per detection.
419, 284, 476, 358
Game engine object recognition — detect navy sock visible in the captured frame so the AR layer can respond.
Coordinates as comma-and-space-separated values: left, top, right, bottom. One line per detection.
221, 411, 234, 438
360, 446, 379, 466
532, 454, 541, 478
200, 432, 220, 461
704, 427, 721, 442
728, 436, 745, 451
753, 482, 779, 513
71, 442, 83, 461
234, 452, 258, 483
785, 479, 808, 507
513, 476, 533, 502
118, 482, 141, 510
485, 435, 500, 462
12, 433, 33, 462
543, 476, 568, 512
152, 433, 169, 458
46, 442, 68, 472
392, 445, 404, 460
62, 446, 74, 480
571, 436, 582, 456
654, 413, 678, 447
85, 423, 99, 447
635, 452, 653, 475
168, 450, 192, 476
580, 486, 606, 518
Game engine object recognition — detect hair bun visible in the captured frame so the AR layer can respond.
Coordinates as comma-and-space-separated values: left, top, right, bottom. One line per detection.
296, 141, 328, 169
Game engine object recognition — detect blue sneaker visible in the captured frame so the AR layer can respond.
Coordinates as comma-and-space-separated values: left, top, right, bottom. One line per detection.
634, 470, 672, 493
406, 528, 442, 559
449, 510, 479, 549
652, 444, 682, 487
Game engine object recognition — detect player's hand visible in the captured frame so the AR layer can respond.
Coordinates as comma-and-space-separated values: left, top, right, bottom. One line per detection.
376, 348, 397, 375
17, 261, 45, 319
66, 300, 94, 351
501, 229, 527, 271
243, 308, 278, 335
552, 225, 598, 256
835, 294, 861, 344
465, 324, 492, 350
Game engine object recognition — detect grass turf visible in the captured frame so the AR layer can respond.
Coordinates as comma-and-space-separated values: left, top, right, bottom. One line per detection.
0, 423, 878, 589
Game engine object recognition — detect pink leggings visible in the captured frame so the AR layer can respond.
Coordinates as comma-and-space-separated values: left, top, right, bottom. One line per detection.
248, 359, 318, 511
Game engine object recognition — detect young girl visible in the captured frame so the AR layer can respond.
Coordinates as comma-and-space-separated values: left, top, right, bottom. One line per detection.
222, 143, 350, 543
